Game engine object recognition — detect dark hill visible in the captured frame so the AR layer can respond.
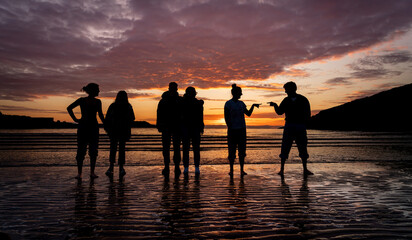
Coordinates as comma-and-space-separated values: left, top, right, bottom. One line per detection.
307, 83, 412, 131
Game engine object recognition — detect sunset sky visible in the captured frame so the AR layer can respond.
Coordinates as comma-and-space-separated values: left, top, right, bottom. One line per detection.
1, 0, 412, 126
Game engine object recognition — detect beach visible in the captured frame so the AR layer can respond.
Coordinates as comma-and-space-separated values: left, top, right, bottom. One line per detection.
1, 162, 412, 239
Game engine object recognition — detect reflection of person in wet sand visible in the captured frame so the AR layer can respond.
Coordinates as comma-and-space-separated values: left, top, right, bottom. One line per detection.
67, 83, 105, 179
224, 84, 260, 176
73, 179, 98, 238
104, 91, 135, 179
105, 180, 129, 218
159, 176, 202, 237
280, 176, 311, 233
226, 177, 248, 233
269, 81, 313, 176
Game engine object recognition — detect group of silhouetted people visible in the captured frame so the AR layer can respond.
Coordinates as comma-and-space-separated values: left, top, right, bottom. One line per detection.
67, 84, 135, 179
156, 82, 204, 176
67, 81, 312, 180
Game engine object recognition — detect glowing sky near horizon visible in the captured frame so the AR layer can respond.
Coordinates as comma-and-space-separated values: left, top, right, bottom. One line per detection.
1, 0, 412, 126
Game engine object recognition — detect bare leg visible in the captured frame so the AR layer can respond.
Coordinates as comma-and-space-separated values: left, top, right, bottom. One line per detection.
75, 156, 84, 179
240, 156, 247, 176
76, 162, 82, 179
119, 164, 126, 178
302, 158, 313, 175
90, 156, 98, 178
75, 144, 86, 179
278, 158, 286, 176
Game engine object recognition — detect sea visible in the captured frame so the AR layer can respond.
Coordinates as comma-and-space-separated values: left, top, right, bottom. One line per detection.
1, 127, 412, 167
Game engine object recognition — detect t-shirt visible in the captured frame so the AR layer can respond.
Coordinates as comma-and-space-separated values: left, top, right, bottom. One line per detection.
224, 99, 247, 129
278, 94, 311, 124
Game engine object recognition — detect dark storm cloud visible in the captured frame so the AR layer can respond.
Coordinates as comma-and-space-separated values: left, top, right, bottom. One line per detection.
1, 0, 412, 100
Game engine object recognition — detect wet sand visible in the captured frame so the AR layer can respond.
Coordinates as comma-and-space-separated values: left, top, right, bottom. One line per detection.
1, 163, 412, 239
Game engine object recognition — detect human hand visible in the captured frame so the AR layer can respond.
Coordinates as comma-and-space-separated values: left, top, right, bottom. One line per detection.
253, 103, 262, 108
268, 102, 277, 107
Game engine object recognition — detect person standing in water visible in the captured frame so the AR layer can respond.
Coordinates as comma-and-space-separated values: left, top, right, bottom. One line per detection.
156, 82, 182, 176
181, 86, 204, 176
67, 83, 105, 179
269, 81, 313, 176
104, 91, 135, 179
224, 84, 260, 176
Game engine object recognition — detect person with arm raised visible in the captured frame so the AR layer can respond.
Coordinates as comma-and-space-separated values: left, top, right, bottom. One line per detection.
269, 81, 313, 176
224, 84, 260, 177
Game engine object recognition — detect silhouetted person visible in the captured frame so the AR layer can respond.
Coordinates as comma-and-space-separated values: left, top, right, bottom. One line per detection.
269, 81, 313, 176
157, 82, 182, 176
104, 91, 135, 179
224, 84, 260, 176
67, 83, 104, 179
181, 86, 204, 176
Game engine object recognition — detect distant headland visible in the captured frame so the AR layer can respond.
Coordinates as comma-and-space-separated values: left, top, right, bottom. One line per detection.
0, 112, 155, 129
307, 83, 412, 132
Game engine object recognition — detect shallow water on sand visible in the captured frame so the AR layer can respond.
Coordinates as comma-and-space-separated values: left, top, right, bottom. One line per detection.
1, 128, 411, 167
1, 128, 412, 239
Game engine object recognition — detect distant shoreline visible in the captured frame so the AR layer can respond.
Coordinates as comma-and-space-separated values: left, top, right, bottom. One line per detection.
0, 112, 156, 129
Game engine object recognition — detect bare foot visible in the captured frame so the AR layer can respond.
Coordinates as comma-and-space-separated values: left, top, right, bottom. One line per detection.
162, 167, 170, 176
90, 173, 99, 178
228, 171, 233, 176
105, 169, 113, 177
277, 171, 284, 176
241, 171, 247, 176
304, 170, 314, 176
119, 168, 126, 178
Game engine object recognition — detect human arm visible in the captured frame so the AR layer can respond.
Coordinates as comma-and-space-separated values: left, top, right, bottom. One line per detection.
97, 100, 105, 123
304, 98, 311, 122
224, 104, 231, 128
200, 100, 204, 134
67, 98, 81, 123
103, 104, 113, 133
244, 103, 261, 117
130, 104, 136, 122
269, 101, 284, 115
156, 100, 164, 133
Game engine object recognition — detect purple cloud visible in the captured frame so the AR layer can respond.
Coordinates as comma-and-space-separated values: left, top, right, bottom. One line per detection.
325, 50, 412, 85
1, 0, 412, 100
325, 77, 353, 86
